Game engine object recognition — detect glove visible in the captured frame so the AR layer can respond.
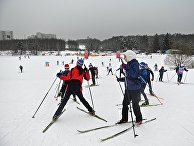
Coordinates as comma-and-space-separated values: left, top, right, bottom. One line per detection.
56, 72, 62, 78
151, 78, 154, 81
84, 67, 88, 72
116, 77, 121, 82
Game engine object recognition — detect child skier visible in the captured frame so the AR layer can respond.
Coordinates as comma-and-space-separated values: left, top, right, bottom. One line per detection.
57, 64, 77, 102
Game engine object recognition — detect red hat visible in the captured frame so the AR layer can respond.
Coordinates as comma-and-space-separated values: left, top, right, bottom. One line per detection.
64, 64, 69, 69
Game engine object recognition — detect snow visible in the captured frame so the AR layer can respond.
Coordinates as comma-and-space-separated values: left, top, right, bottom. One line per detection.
0, 54, 194, 146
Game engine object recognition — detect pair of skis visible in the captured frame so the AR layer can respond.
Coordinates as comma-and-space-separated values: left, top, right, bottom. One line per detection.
78, 118, 156, 141
42, 107, 107, 133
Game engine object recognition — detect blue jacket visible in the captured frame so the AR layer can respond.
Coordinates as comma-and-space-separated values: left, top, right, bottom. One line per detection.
119, 59, 141, 90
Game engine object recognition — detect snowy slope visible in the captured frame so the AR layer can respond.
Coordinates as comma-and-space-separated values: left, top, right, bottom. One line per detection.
0, 54, 194, 146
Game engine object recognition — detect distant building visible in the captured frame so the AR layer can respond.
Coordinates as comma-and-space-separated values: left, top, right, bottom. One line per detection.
0, 31, 13, 40
28, 32, 56, 39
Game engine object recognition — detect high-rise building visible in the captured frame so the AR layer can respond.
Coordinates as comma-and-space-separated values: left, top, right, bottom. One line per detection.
0, 31, 13, 40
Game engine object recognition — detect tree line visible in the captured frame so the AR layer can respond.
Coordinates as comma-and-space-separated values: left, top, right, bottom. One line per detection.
0, 33, 194, 55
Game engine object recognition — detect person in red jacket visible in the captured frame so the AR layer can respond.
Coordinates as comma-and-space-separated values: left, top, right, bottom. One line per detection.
52, 59, 95, 121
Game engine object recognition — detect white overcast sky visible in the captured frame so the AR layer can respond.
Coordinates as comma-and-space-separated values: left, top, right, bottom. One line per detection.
0, 0, 194, 40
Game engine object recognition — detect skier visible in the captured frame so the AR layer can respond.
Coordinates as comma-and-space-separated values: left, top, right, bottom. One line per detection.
52, 59, 95, 121
57, 64, 77, 102
175, 64, 188, 83
139, 62, 149, 106
116, 50, 142, 125
144, 63, 154, 95
57, 61, 59, 65
107, 63, 113, 75
154, 63, 158, 71
19, 65, 23, 73
159, 66, 167, 82
89, 63, 97, 85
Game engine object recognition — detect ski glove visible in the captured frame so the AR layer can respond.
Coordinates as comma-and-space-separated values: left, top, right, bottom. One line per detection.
56, 72, 62, 78
116, 77, 121, 82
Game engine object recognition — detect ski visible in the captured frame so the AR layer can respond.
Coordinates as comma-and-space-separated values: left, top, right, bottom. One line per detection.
77, 107, 107, 122
101, 118, 156, 142
42, 109, 66, 133
140, 103, 161, 107
77, 119, 147, 134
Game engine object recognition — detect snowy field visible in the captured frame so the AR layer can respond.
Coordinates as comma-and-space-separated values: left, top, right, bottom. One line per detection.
0, 54, 194, 146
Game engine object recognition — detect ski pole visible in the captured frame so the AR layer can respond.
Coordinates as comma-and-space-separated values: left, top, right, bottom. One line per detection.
124, 74, 138, 138
54, 79, 61, 101
184, 71, 188, 83
169, 73, 176, 81
32, 77, 57, 118
166, 72, 169, 82
116, 76, 124, 95
84, 64, 95, 110
139, 76, 163, 105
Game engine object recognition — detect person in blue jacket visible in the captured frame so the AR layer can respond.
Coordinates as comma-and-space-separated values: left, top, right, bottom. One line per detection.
116, 50, 142, 125
175, 64, 188, 83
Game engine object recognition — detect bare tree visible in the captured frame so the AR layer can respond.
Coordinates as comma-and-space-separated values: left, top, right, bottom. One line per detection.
164, 42, 194, 68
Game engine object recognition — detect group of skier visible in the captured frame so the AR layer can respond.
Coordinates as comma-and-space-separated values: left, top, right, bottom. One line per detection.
50, 50, 189, 127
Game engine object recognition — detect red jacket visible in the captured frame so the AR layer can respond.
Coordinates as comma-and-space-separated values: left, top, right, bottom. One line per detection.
60, 66, 90, 89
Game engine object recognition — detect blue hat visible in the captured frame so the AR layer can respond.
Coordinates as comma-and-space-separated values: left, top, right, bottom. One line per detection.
77, 59, 84, 66
140, 62, 147, 69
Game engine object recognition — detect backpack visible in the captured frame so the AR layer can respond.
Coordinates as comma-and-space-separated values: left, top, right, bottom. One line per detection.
140, 68, 148, 84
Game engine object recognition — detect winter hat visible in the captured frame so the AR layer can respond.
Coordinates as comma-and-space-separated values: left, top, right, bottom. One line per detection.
64, 64, 69, 69
77, 59, 84, 66
140, 62, 147, 69
124, 50, 136, 62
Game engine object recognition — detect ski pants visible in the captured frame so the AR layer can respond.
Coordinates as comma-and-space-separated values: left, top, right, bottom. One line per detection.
121, 89, 142, 122
147, 80, 153, 94
140, 84, 148, 102
54, 89, 93, 116
91, 75, 96, 85
159, 73, 164, 81
60, 85, 76, 101
177, 74, 183, 82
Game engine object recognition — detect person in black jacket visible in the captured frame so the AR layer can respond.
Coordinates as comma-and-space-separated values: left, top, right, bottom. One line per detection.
144, 64, 154, 95
19, 65, 23, 73
89, 63, 97, 85
159, 66, 167, 82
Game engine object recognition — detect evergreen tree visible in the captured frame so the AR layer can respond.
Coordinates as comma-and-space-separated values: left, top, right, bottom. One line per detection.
152, 33, 160, 52
162, 33, 172, 53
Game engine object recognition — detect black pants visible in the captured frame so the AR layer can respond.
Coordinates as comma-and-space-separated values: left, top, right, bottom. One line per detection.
107, 69, 113, 75
140, 84, 148, 102
177, 74, 183, 82
121, 90, 142, 122
91, 75, 96, 85
159, 73, 164, 81
54, 89, 93, 116
147, 80, 153, 94
60, 85, 76, 101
